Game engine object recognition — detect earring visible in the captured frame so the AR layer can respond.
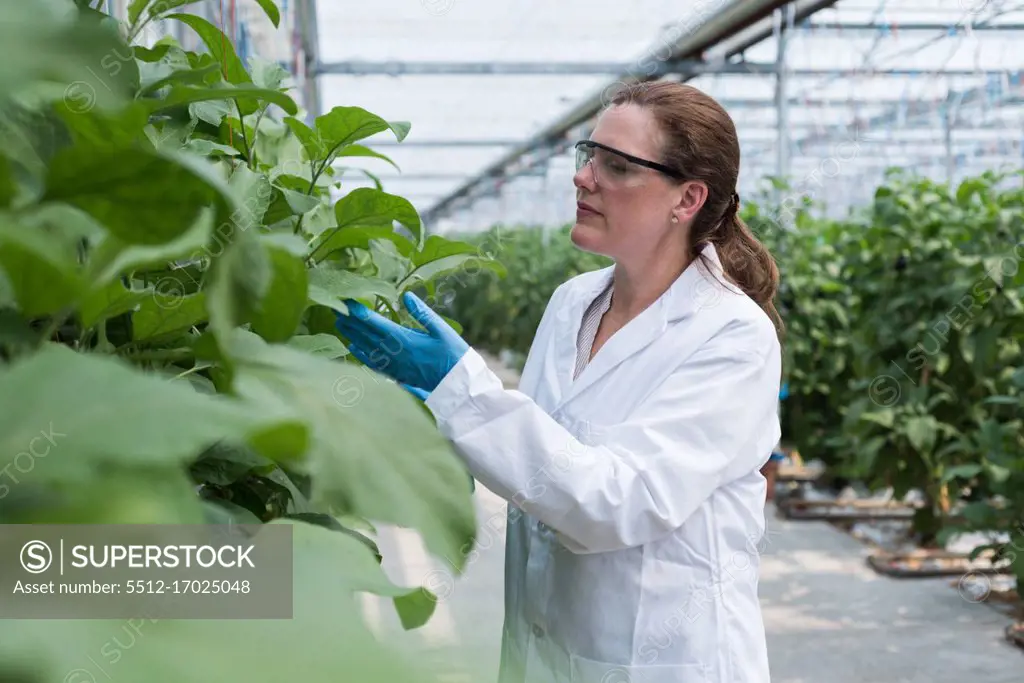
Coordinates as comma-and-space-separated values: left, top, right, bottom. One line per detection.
671, 215, 678, 223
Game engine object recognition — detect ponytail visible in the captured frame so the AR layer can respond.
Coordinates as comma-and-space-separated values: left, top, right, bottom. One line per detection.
694, 193, 784, 340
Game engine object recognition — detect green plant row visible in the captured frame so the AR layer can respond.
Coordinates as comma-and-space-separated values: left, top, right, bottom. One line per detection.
0, 1, 503, 681
750, 170, 1024, 573
446, 171, 1024, 581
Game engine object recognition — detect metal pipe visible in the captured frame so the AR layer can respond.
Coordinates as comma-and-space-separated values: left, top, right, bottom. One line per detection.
314, 62, 1014, 78
295, 0, 322, 121
798, 22, 1024, 32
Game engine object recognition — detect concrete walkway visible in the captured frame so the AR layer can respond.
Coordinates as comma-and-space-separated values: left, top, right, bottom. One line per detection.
359, 354, 1022, 683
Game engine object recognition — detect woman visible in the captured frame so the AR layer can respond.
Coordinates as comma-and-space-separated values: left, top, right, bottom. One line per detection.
335, 81, 783, 683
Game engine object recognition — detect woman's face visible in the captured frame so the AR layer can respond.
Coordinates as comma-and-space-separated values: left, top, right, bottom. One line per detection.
571, 103, 687, 260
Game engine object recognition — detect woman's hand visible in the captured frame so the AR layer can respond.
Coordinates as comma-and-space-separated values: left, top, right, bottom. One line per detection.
334, 291, 469, 394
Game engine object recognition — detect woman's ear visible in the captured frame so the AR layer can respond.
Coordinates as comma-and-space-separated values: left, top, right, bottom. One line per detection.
675, 180, 709, 222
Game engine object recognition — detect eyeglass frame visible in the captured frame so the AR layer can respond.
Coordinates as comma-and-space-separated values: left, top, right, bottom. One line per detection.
574, 139, 687, 181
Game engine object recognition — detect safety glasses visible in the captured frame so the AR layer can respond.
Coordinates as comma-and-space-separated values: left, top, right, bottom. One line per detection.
574, 140, 685, 188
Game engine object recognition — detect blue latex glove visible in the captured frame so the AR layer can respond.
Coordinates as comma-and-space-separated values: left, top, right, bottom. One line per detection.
334, 292, 469, 393
401, 383, 430, 401
779, 382, 789, 401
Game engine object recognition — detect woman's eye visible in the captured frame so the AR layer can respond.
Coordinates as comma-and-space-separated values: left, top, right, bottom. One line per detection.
607, 162, 629, 174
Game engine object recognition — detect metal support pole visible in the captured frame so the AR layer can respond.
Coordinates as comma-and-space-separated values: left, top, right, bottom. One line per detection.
944, 108, 954, 186
295, 0, 322, 121
773, 5, 794, 213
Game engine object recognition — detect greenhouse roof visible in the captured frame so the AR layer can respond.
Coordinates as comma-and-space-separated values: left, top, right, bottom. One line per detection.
309, 0, 1024, 232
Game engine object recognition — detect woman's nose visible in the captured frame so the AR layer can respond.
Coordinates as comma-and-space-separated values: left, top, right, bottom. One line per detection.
573, 162, 596, 191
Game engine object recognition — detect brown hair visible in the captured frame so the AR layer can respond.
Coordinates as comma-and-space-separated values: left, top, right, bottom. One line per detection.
608, 81, 784, 338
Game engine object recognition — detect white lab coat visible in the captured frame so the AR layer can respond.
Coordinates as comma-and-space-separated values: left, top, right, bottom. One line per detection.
425, 243, 781, 683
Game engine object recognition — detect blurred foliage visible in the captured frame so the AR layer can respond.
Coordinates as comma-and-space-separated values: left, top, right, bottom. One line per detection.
0, 0, 496, 681
754, 169, 1024, 559
439, 224, 611, 366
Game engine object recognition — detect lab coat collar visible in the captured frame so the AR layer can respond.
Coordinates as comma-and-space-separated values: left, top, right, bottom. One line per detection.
555, 243, 737, 409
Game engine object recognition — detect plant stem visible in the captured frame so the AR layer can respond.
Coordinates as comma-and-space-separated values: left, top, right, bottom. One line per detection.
234, 101, 251, 162
293, 160, 321, 236
248, 106, 269, 170
38, 307, 74, 348
171, 363, 212, 380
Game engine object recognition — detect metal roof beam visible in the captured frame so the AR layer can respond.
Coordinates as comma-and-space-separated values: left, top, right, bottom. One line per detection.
354, 140, 520, 147
798, 21, 1024, 32
752, 86, 1024, 160
421, 0, 840, 224
358, 120, 1022, 149
315, 60, 776, 77
315, 61, 1019, 78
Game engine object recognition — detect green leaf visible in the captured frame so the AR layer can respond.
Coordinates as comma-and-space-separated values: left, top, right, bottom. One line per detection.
370, 239, 412, 283
411, 234, 482, 266
223, 330, 477, 572
284, 117, 322, 162
253, 0, 281, 27
940, 463, 983, 483
139, 61, 221, 96
0, 156, 13, 209
250, 55, 289, 91
191, 442, 271, 485
227, 164, 274, 232
984, 462, 1011, 484
186, 138, 245, 158
401, 253, 505, 290
203, 498, 264, 525
54, 101, 150, 149
0, 222, 85, 318
334, 188, 422, 245
42, 146, 232, 246
166, 13, 249, 85
282, 513, 380, 562
902, 415, 938, 455
131, 291, 207, 341
260, 231, 309, 257
206, 228, 272, 342
982, 395, 1021, 406
0, 344, 307, 484
314, 106, 411, 156
307, 268, 399, 311
251, 243, 308, 343
287, 334, 349, 359
148, 84, 298, 117
85, 208, 214, 286
79, 280, 151, 329
309, 225, 416, 262
129, 0, 203, 28
393, 586, 439, 630
264, 186, 321, 226
128, 0, 154, 25
859, 410, 895, 429
0, 0, 132, 110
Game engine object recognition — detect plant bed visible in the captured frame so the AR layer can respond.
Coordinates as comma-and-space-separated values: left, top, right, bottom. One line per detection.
777, 497, 919, 521
1005, 622, 1024, 651
775, 464, 822, 483
867, 548, 1014, 578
